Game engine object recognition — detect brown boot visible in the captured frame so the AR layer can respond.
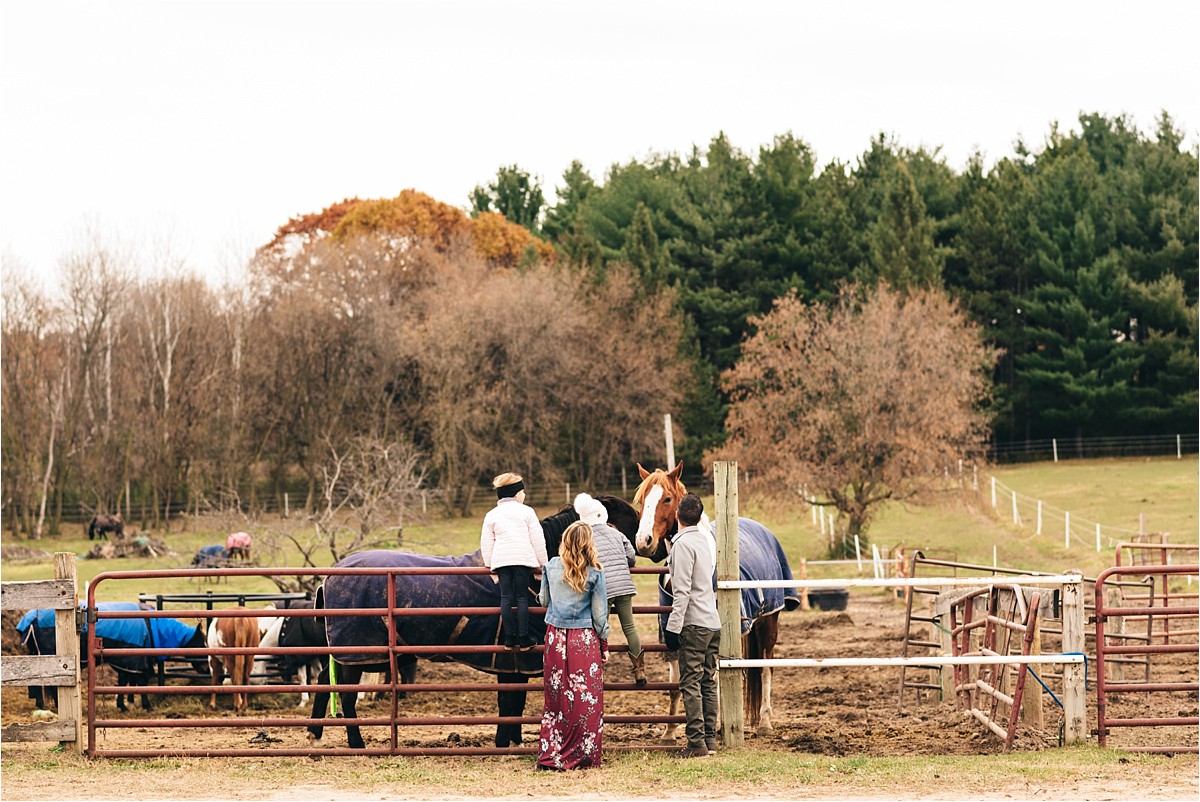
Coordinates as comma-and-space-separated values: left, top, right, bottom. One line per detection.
629, 650, 647, 686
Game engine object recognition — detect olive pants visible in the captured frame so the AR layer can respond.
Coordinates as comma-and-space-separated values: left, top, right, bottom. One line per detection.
678, 625, 719, 747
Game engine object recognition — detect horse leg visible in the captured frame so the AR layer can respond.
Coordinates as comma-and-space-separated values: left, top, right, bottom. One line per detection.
755, 615, 779, 736
660, 656, 682, 743
116, 671, 129, 713
139, 670, 153, 712
495, 673, 528, 747
209, 655, 225, 710
396, 657, 417, 700
339, 665, 366, 749
305, 660, 332, 742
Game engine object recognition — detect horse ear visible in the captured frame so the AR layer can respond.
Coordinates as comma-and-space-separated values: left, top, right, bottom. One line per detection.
637, 463, 651, 480
668, 461, 684, 481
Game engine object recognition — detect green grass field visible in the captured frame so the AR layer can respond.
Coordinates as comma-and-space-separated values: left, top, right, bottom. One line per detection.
2, 456, 1195, 602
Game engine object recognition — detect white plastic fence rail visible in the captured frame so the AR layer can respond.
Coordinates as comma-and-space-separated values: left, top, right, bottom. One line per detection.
722, 655, 1085, 669
717, 574, 1084, 590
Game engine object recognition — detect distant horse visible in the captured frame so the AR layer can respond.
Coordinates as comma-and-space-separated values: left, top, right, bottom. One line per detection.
207, 608, 261, 713
307, 495, 639, 750
633, 462, 801, 738
17, 603, 206, 712
192, 544, 230, 567
88, 513, 124, 541
226, 532, 253, 561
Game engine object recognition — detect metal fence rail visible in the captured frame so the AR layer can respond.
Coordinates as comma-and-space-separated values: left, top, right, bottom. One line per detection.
1094, 564, 1200, 755
85, 564, 676, 758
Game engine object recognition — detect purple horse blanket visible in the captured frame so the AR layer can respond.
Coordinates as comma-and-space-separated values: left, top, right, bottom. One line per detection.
321, 549, 545, 676
660, 518, 801, 635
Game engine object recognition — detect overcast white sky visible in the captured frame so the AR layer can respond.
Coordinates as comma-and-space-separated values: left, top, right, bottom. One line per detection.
1, 0, 1197, 293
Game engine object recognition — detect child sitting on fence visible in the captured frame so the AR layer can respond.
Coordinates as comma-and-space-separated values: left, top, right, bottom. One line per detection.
480, 472, 548, 651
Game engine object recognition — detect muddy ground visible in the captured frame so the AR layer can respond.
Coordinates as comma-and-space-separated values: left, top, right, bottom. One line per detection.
3, 593, 1195, 756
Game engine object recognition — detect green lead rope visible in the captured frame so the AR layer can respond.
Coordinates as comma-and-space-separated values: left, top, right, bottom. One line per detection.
329, 657, 339, 717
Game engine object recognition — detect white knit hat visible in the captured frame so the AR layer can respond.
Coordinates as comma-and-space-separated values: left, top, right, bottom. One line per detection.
573, 493, 608, 526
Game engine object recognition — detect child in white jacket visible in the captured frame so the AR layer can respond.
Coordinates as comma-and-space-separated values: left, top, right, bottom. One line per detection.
481, 472, 548, 650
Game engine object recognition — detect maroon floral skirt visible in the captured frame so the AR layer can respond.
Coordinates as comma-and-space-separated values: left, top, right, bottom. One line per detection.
537, 624, 604, 770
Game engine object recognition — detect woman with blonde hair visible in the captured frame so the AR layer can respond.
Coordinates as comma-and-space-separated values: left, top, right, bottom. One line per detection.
481, 472, 548, 651
536, 521, 609, 770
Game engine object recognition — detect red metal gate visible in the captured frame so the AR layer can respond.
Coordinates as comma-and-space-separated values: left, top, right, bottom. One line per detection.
1093, 563, 1199, 754
85, 564, 680, 757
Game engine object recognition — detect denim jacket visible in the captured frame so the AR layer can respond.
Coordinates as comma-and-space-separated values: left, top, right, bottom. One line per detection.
539, 558, 610, 641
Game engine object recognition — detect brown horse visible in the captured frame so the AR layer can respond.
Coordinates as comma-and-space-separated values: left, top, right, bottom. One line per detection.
208, 608, 261, 713
634, 462, 800, 739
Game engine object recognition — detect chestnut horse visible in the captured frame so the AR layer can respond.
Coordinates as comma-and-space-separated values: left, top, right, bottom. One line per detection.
208, 608, 261, 713
634, 462, 800, 738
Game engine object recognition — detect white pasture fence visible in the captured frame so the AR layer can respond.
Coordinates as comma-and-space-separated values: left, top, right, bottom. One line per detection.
709, 461, 1088, 746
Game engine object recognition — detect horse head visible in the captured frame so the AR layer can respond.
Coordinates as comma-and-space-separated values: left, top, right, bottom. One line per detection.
633, 461, 686, 561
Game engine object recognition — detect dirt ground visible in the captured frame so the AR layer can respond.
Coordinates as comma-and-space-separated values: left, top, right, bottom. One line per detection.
2, 593, 1196, 800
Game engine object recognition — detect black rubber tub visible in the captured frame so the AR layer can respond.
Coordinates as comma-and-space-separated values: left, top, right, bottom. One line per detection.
807, 588, 849, 611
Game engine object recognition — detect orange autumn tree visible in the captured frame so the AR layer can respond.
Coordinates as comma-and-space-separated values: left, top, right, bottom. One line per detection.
258, 190, 552, 271
714, 282, 995, 555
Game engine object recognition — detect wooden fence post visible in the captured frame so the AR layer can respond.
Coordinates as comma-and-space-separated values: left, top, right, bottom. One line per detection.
714, 461, 744, 748
55, 553, 83, 753
2, 553, 81, 750
1061, 571, 1086, 743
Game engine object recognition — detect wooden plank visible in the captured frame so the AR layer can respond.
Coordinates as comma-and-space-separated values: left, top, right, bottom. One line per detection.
54, 553, 83, 754
1021, 617, 1044, 729
714, 460, 744, 749
0, 579, 76, 611
1, 720, 77, 743
0, 655, 75, 686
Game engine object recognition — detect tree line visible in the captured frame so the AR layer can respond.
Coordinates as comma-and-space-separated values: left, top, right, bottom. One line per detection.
476, 112, 1196, 460
2, 111, 1195, 538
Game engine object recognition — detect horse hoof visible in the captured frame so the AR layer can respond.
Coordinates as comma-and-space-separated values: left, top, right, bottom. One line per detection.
756, 726, 774, 737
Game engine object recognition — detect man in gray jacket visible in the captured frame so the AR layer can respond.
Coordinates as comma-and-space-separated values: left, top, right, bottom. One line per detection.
663, 493, 721, 758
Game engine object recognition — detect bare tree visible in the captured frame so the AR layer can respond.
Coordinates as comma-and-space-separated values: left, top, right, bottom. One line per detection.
716, 282, 995, 554
257, 435, 426, 593
53, 232, 134, 531
1, 265, 62, 538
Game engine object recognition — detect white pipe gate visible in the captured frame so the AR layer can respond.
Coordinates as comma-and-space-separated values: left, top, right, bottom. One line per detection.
709, 460, 1089, 745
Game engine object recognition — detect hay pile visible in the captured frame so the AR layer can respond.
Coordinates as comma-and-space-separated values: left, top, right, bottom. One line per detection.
84, 529, 175, 560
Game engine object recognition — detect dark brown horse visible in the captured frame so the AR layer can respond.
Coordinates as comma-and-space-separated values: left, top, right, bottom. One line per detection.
634, 462, 800, 738
88, 513, 124, 541
307, 495, 641, 750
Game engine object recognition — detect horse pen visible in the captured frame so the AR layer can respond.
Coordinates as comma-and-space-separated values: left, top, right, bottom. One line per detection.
1, 463, 1197, 799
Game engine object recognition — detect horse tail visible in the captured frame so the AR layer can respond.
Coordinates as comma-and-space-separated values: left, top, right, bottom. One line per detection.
745, 626, 763, 727
87, 518, 95, 541
232, 615, 260, 689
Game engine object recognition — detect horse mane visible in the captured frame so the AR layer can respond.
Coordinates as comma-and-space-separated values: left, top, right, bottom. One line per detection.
540, 507, 578, 558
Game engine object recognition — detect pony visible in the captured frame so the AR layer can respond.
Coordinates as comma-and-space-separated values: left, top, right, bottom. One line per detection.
306, 495, 638, 750
633, 462, 801, 738
87, 513, 124, 541
207, 608, 261, 713
17, 603, 206, 712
